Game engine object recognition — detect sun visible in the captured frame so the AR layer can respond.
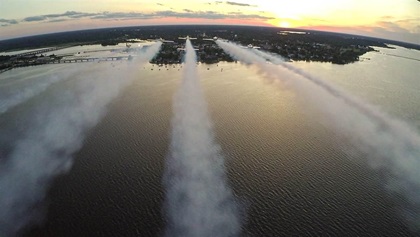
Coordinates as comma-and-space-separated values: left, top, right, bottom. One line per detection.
279, 21, 291, 28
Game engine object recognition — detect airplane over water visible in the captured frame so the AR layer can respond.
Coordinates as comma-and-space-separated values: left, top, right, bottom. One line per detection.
203, 37, 230, 43
178, 36, 198, 40
203, 37, 219, 41
241, 44, 261, 49
148, 38, 175, 43
177, 47, 199, 51
178, 36, 198, 51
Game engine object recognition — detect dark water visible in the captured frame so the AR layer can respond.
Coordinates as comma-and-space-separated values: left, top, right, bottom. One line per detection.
1, 51, 417, 236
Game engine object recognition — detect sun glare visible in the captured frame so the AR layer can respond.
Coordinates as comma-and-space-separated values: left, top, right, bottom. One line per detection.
279, 21, 290, 28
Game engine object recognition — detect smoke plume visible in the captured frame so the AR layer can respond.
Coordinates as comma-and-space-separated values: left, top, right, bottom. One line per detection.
163, 39, 241, 237
216, 40, 420, 232
0, 66, 82, 114
0, 42, 162, 236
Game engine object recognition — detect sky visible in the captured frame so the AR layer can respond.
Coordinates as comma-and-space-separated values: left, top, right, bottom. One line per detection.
0, 0, 419, 44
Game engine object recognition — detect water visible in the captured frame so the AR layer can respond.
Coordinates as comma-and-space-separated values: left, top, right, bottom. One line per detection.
0, 45, 419, 236
292, 45, 420, 129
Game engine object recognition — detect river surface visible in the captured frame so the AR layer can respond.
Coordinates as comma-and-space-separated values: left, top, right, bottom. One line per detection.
0, 45, 419, 236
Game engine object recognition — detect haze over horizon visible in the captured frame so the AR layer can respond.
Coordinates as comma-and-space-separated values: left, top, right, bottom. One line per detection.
0, 0, 419, 45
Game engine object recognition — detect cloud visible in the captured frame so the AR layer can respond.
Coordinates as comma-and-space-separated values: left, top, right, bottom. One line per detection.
44, 11, 84, 18
0, 19, 18, 26
381, 16, 394, 20
23, 16, 47, 22
307, 18, 328, 23
90, 12, 151, 20
20, 10, 270, 22
23, 11, 97, 22
303, 22, 420, 45
0, 19, 18, 24
376, 21, 411, 33
3, 9, 273, 29
414, 25, 420, 34
396, 18, 420, 23
154, 10, 272, 20
210, 1, 257, 7
48, 19, 68, 23
368, 24, 419, 44
65, 13, 98, 19
226, 1, 257, 7
188, 10, 270, 19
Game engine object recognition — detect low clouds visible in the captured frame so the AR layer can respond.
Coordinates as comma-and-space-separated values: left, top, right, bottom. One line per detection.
376, 21, 411, 33
157, 10, 272, 20
305, 22, 420, 45
6, 10, 273, 25
48, 19, 69, 23
213, 1, 258, 7
0, 18, 18, 27
370, 21, 420, 44
370, 18, 420, 41
226, 1, 257, 7
89, 10, 273, 20
23, 16, 48, 22
22, 11, 98, 22
414, 25, 420, 34
89, 12, 152, 20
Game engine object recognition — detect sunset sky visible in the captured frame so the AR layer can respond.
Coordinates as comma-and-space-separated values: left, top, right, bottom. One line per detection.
1, 0, 419, 44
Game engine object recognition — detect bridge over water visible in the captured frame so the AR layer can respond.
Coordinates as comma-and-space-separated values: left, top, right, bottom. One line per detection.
48, 56, 131, 64
13, 46, 72, 57
0, 56, 132, 74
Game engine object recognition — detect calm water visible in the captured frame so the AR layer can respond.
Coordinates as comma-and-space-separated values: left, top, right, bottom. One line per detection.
1, 45, 419, 236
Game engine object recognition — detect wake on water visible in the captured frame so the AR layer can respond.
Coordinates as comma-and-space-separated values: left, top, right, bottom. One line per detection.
216, 39, 420, 232
163, 39, 241, 237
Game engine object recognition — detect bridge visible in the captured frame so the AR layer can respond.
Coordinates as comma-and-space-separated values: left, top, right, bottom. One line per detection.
13, 46, 72, 57
0, 56, 133, 74
48, 56, 131, 64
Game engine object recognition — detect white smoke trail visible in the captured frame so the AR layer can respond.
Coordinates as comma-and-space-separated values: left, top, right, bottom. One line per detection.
0, 43, 161, 116
0, 66, 86, 114
163, 39, 241, 237
216, 40, 420, 232
0, 42, 162, 237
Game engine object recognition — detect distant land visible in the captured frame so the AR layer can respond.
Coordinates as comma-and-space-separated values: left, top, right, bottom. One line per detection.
0, 25, 419, 71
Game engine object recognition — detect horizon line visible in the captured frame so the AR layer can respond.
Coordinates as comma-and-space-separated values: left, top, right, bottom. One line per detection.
1, 23, 419, 48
